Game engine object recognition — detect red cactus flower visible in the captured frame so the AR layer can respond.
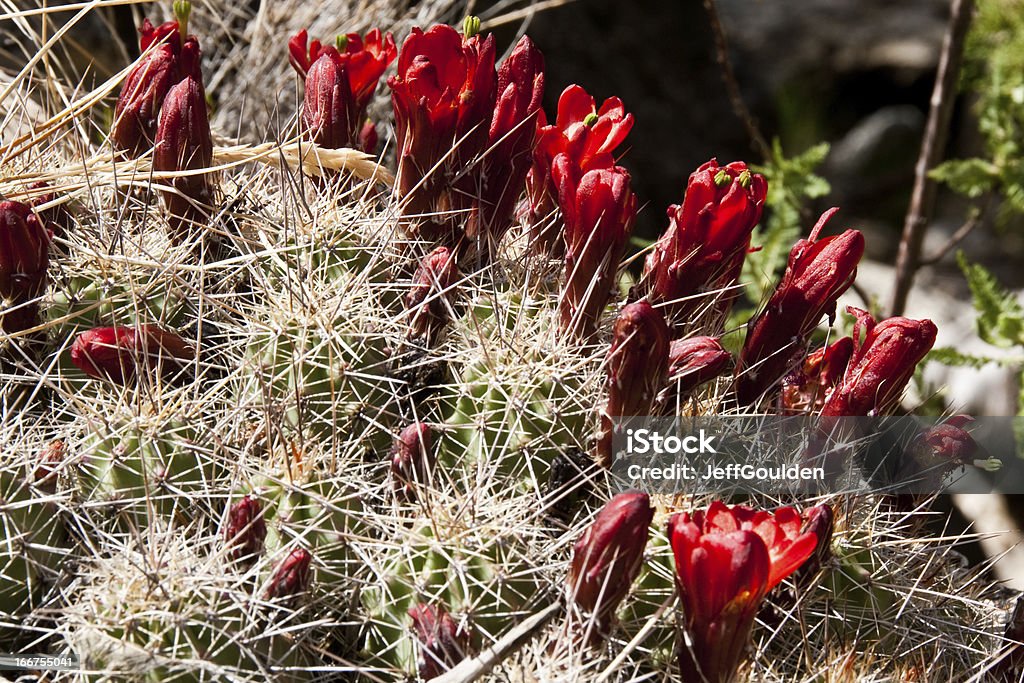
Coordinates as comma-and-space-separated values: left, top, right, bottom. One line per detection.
641, 159, 767, 326
409, 602, 471, 680
287, 29, 326, 77
389, 23, 497, 232
820, 307, 937, 416
597, 302, 669, 467
292, 29, 396, 150
265, 547, 312, 601
467, 35, 544, 257
661, 336, 732, 407
554, 156, 637, 339
780, 336, 854, 415
669, 502, 818, 683
153, 67, 215, 243
524, 84, 633, 253
391, 422, 435, 498
0, 200, 50, 334
894, 416, 980, 494
69, 325, 194, 385
225, 495, 267, 563
538, 84, 633, 174
405, 246, 460, 342
735, 208, 864, 406
566, 491, 654, 633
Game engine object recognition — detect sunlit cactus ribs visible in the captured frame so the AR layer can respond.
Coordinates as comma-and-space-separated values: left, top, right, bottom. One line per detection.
1, 1, 1020, 681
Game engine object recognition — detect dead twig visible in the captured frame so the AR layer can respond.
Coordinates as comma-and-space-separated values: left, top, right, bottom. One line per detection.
889, 0, 975, 315
702, 0, 771, 161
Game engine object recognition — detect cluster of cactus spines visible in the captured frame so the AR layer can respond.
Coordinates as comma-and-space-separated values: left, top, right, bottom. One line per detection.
0, 0, 1016, 680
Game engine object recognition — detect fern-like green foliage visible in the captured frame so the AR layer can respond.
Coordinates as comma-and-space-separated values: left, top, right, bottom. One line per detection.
957, 251, 1024, 347
743, 139, 831, 302
932, 0, 1024, 225
928, 346, 1001, 369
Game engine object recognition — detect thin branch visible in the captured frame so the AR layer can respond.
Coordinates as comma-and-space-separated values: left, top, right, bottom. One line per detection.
888, 0, 975, 315
918, 196, 991, 266
702, 0, 771, 161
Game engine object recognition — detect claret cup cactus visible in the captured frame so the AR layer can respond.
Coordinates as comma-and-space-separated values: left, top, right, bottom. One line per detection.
0, 3, 1016, 682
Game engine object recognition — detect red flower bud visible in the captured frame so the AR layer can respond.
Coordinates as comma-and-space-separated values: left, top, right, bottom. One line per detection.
918, 415, 978, 465
736, 209, 864, 406
0, 200, 50, 334
405, 246, 460, 342
225, 495, 266, 564
391, 422, 435, 498
27, 181, 73, 239
359, 119, 379, 154
139, 18, 181, 53
798, 503, 834, 578
466, 36, 544, 255
669, 502, 817, 683
69, 325, 194, 385
641, 159, 767, 326
409, 602, 470, 679
597, 302, 669, 466
295, 29, 396, 150
112, 22, 178, 155
780, 336, 854, 415
524, 85, 633, 254
389, 24, 497, 224
566, 491, 654, 632
33, 439, 66, 494
554, 157, 637, 339
820, 307, 937, 416
111, 18, 197, 156
265, 547, 312, 602
153, 67, 215, 243
662, 336, 732, 405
